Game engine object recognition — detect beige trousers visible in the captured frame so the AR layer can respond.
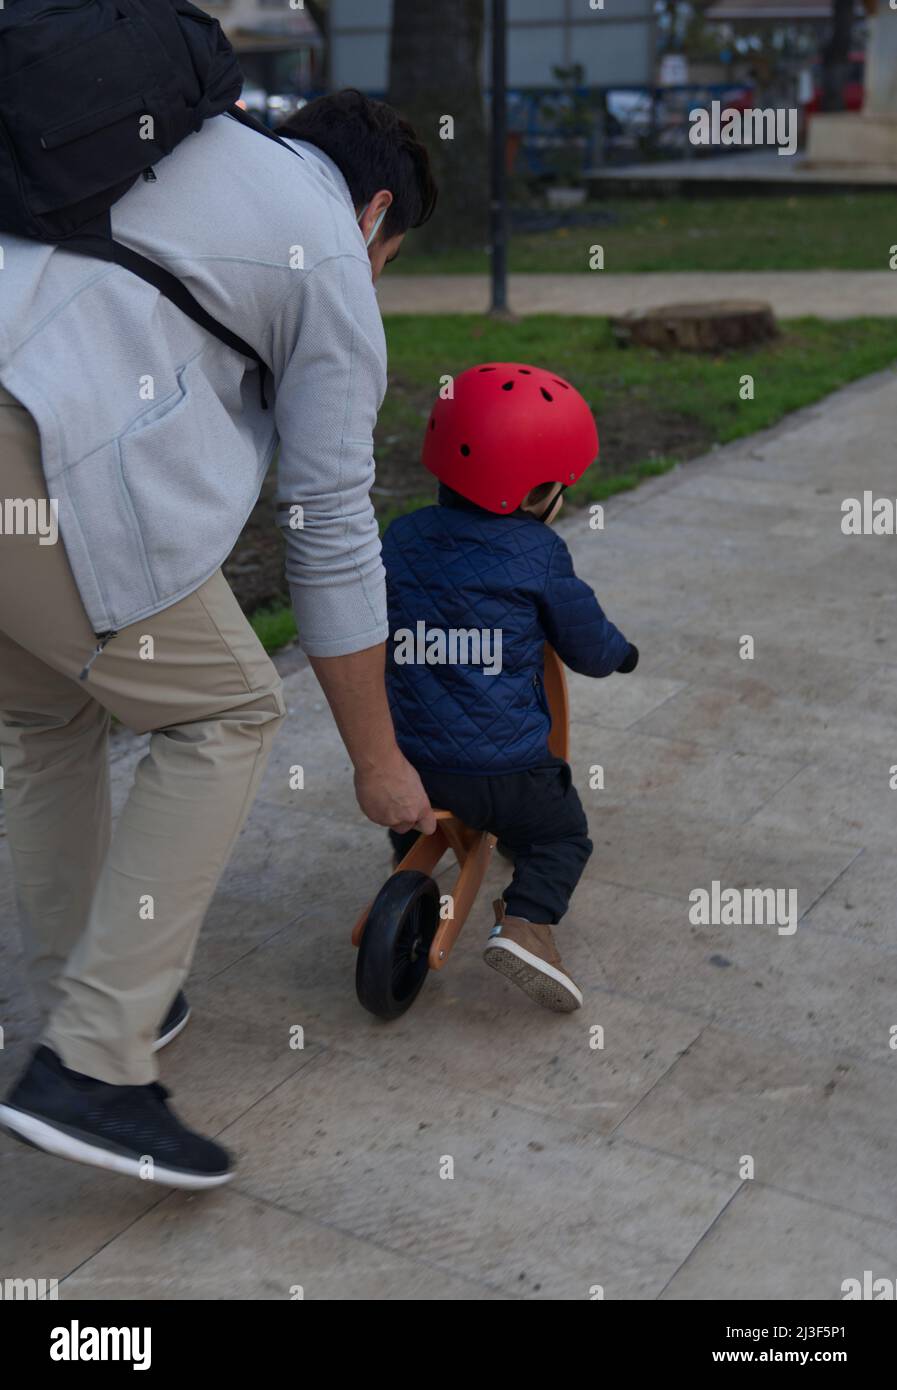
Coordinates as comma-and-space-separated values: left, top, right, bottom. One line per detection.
0, 386, 285, 1085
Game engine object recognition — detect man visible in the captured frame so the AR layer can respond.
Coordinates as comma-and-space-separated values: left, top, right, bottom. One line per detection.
0, 90, 437, 1188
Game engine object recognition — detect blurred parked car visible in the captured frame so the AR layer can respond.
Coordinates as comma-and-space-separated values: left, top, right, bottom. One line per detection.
804, 52, 865, 114
236, 87, 307, 129
267, 93, 307, 125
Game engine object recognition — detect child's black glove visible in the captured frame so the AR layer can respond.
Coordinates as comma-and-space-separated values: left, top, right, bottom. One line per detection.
616, 643, 639, 674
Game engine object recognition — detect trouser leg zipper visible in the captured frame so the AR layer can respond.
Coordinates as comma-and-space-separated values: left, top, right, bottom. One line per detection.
79, 630, 118, 681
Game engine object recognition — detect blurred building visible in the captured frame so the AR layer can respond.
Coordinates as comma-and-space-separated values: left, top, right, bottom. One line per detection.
329, 0, 657, 93
204, 0, 324, 93
706, 0, 849, 20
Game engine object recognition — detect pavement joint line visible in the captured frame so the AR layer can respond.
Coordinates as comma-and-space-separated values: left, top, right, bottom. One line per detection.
210, 1080, 751, 1285
197, 902, 333, 984
234, 1028, 890, 1191
622, 684, 702, 736
793, 845, 868, 928
734, 757, 829, 827
655, 1181, 749, 1299
228, 1178, 534, 1295
740, 1182, 897, 1237
63, 1178, 527, 1303
550, 975, 897, 1078
604, 1021, 712, 1140
798, 914, 897, 955
54, 1186, 173, 1291
657, 1166, 897, 1247
207, 1040, 330, 1144
221, 1182, 530, 1300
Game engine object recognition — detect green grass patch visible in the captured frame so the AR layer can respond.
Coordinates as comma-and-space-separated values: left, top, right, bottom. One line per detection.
395, 192, 897, 275
251, 601, 298, 652
377, 313, 897, 480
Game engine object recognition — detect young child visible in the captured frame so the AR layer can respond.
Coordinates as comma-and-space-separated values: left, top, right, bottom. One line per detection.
382, 362, 638, 1013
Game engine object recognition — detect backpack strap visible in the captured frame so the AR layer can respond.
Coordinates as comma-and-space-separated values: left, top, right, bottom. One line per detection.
224, 102, 305, 159
63, 219, 273, 408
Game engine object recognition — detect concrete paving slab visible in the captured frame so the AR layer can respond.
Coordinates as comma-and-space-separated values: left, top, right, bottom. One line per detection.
619, 1026, 897, 1224
802, 851, 897, 951
219, 1048, 739, 1300
586, 804, 858, 911
750, 751, 896, 852
565, 671, 687, 729
568, 874, 897, 1062
660, 1183, 897, 1301
635, 682, 897, 764
194, 908, 706, 1138
0, 1128, 163, 1282
568, 727, 805, 825
627, 629, 877, 706
61, 1188, 505, 1301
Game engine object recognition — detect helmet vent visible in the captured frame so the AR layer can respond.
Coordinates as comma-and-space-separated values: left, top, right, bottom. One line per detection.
460, 444, 471, 457
478, 367, 496, 372
502, 381, 514, 391
429, 419, 436, 430
518, 368, 531, 374
553, 380, 570, 389
541, 388, 554, 402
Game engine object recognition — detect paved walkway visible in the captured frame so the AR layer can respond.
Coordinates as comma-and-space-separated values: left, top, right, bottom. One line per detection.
591, 150, 897, 188
379, 270, 897, 319
2, 367, 897, 1299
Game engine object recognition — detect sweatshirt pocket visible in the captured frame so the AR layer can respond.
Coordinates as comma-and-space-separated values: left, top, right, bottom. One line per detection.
532, 671, 551, 717
118, 356, 257, 600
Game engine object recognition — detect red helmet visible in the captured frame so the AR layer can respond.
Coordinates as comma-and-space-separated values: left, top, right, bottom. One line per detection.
421, 362, 599, 514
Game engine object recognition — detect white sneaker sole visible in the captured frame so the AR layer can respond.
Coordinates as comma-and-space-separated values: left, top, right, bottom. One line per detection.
152, 1003, 191, 1052
0, 1105, 232, 1190
484, 938, 583, 1012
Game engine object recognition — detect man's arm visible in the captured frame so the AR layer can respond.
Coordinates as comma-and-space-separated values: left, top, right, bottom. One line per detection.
272, 253, 434, 833
309, 645, 436, 834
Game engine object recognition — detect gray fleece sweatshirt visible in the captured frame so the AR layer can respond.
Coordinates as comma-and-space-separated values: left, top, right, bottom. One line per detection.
0, 114, 389, 659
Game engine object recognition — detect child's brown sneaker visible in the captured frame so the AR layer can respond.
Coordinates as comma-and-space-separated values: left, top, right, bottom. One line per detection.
484, 899, 582, 1012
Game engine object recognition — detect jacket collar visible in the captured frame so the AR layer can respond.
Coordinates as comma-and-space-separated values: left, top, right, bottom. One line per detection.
438, 483, 530, 520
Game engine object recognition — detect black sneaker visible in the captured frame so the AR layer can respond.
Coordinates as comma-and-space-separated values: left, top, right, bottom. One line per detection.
0, 1046, 233, 1190
153, 991, 191, 1052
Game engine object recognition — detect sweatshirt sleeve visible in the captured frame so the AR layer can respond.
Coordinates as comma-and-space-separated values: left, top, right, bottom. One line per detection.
272, 253, 389, 658
538, 533, 631, 678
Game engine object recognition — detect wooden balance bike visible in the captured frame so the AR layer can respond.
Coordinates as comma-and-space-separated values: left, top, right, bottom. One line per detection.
352, 646, 570, 1019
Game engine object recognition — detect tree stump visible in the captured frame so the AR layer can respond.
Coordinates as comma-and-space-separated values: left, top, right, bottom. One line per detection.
611, 300, 778, 353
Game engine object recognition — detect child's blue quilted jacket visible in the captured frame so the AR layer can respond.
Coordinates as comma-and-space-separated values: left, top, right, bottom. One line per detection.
382, 491, 630, 774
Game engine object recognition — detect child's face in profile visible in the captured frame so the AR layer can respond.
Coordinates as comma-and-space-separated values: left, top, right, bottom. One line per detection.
520, 481, 565, 526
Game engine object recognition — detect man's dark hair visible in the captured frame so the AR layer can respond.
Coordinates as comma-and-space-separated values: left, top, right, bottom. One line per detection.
278, 89, 437, 241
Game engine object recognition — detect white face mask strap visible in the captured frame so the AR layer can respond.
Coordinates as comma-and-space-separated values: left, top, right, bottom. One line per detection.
358, 202, 388, 250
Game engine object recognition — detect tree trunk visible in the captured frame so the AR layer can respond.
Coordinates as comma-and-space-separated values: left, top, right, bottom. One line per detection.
388, 0, 488, 251
821, 0, 856, 112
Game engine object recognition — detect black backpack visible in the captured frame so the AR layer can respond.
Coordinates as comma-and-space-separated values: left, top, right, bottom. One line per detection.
0, 0, 303, 402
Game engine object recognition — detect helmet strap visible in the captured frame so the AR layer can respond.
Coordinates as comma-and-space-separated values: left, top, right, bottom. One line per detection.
535, 483, 567, 525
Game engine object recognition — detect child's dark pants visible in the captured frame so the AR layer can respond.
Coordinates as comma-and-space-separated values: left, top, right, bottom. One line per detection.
388, 757, 592, 925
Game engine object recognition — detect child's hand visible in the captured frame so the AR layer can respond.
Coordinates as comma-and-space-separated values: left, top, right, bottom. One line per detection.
616, 643, 639, 674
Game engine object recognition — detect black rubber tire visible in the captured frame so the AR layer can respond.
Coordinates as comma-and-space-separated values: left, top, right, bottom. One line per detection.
356, 870, 440, 1020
